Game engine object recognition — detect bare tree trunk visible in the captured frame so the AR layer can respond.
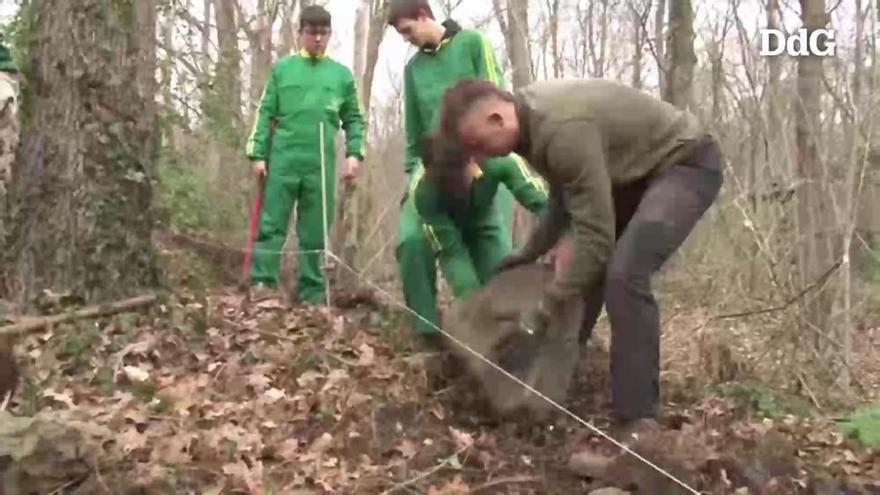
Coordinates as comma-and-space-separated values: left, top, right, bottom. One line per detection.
202, 0, 212, 70
507, 0, 533, 90
587, 0, 597, 76
3, 0, 159, 303
137, 0, 158, 150
496, 0, 533, 244
278, 0, 298, 57
766, 0, 782, 144
598, 0, 609, 78
213, 0, 242, 130
352, 0, 369, 87
630, 0, 649, 88
361, 1, 388, 119
547, 0, 562, 78
654, 0, 666, 95
161, 11, 175, 113
664, 0, 695, 109
795, 0, 834, 358
335, 0, 388, 288
245, 0, 276, 123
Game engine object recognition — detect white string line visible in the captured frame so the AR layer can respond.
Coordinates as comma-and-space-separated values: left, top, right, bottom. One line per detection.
323, 249, 703, 495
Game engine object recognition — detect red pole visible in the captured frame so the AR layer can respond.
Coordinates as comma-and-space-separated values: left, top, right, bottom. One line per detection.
242, 176, 265, 283
242, 119, 275, 285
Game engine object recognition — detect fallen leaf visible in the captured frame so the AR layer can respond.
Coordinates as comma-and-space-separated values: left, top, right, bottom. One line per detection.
257, 298, 283, 309
279, 438, 301, 461
309, 433, 334, 454
247, 372, 272, 391
357, 343, 375, 366
395, 439, 418, 459
321, 369, 349, 392
262, 387, 286, 404
431, 405, 446, 420
42, 389, 76, 409
449, 427, 474, 450
346, 391, 371, 409
123, 365, 150, 383
119, 428, 147, 454
428, 475, 469, 494
297, 370, 322, 388
124, 409, 148, 426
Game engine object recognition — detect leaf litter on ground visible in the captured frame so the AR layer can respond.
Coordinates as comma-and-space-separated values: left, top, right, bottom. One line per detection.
3, 286, 880, 494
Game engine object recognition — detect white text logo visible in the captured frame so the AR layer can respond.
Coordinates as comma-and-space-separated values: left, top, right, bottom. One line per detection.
759, 28, 836, 57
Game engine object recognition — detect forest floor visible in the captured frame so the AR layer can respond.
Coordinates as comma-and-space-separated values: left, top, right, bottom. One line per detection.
3, 240, 880, 495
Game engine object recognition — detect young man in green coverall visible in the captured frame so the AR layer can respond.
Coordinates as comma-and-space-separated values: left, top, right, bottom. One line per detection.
387, 0, 531, 339
414, 134, 547, 315
246, 6, 365, 304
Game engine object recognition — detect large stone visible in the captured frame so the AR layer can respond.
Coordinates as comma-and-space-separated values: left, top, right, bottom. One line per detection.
443, 263, 583, 419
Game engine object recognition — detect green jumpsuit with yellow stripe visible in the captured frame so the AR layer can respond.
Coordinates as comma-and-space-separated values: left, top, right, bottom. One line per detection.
413, 159, 547, 301
246, 50, 365, 303
398, 20, 525, 334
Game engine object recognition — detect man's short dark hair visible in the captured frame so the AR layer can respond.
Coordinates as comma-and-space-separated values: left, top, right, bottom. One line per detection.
440, 79, 515, 137
300, 5, 331, 30
387, 0, 434, 27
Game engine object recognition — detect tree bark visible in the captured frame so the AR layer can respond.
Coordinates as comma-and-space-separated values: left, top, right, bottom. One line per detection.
2, 0, 159, 304
654, 0, 666, 95
135, 0, 159, 175
278, 0, 298, 57
506, 0, 533, 90
795, 0, 834, 355
202, 0, 212, 71
361, 0, 388, 119
245, 0, 276, 123
212, 0, 242, 132
664, 0, 695, 109
547, 0, 562, 78
496, 0, 533, 244
630, 0, 649, 88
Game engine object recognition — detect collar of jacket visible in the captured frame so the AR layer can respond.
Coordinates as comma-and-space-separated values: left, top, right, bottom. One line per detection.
420, 19, 462, 53
298, 48, 329, 60
468, 161, 483, 179
513, 93, 533, 157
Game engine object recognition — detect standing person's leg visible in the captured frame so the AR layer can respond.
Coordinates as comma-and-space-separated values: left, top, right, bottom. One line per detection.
251, 171, 299, 287
296, 161, 336, 304
604, 137, 723, 424
469, 211, 513, 284
574, 177, 652, 346
396, 195, 441, 335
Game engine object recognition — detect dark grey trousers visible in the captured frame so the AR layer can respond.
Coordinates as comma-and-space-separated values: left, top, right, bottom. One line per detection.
579, 135, 724, 422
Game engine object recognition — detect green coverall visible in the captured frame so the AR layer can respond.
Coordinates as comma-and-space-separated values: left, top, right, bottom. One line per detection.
246, 49, 365, 303
397, 20, 520, 334
413, 158, 547, 299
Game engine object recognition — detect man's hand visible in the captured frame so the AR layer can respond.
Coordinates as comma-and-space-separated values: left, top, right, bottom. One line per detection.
546, 235, 574, 276
252, 160, 267, 179
343, 156, 361, 181
493, 250, 535, 275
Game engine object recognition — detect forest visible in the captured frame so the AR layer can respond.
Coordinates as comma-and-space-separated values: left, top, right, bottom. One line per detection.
0, 0, 879, 494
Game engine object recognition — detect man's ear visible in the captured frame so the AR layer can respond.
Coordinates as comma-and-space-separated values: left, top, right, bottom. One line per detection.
419, 132, 439, 167
488, 112, 504, 126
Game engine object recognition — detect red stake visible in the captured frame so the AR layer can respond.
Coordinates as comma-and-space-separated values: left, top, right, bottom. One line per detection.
242, 175, 265, 283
